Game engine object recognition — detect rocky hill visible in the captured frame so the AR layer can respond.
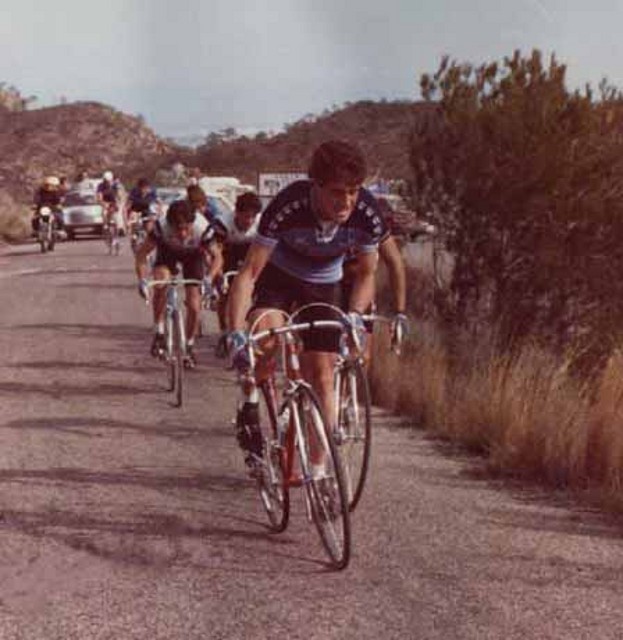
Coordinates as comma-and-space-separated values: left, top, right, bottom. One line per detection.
196, 100, 434, 185
0, 101, 177, 203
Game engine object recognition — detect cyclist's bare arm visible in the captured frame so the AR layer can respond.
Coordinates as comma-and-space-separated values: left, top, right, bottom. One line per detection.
135, 234, 157, 281
379, 235, 407, 313
347, 251, 378, 314
227, 243, 273, 331
204, 242, 224, 282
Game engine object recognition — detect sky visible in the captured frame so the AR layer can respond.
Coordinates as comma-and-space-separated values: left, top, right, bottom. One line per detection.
2, 0, 623, 141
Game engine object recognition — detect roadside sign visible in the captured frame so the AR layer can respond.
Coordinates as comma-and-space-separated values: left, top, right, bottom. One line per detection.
258, 172, 307, 196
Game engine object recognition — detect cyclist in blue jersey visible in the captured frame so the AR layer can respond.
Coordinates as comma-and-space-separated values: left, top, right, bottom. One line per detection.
135, 199, 223, 367
126, 177, 158, 238
227, 140, 387, 465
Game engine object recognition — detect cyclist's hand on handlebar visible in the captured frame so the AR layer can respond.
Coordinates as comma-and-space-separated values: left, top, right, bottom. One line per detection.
227, 331, 250, 372
201, 277, 213, 299
391, 313, 409, 354
138, 278, 149, 301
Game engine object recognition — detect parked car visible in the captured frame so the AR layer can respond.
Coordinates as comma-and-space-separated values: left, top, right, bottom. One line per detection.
61, 190, 105, 239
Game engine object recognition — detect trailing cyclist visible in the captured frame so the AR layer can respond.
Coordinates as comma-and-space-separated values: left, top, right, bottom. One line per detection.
126, 177, 158, 247
134, 199, 223, 368
213, 191, 262, 357
97, 170, 124, 237
226, 140, 387, 467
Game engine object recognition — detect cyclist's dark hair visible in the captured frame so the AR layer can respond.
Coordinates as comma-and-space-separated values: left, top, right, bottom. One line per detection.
167, 199, 196, 227
137, 177, 150, 189
308, 140, 367, 185
187, 184, 207, 208
235, 191, 262, 213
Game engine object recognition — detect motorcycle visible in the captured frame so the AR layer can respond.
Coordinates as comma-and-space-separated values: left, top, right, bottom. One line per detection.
37, 206, 57, 253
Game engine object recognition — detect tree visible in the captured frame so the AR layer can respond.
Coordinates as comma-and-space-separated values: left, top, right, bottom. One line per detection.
411, 50, 623, 369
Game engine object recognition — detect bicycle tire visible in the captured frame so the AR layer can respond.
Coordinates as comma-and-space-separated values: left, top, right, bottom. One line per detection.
336, 359, 372, 511
166, 314, 176, 392
295, 384, 351, 570
173, 309, 184, 407
256, 380, 290, 532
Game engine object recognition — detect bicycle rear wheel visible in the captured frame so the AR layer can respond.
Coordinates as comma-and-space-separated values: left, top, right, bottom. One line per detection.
295, 384, 351, 570
256, 380, 290, 532
336, 360, 372, 511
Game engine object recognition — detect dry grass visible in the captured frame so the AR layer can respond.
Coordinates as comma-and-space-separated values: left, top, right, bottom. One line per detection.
0, 191, 31, 241
370, 321, 623, 506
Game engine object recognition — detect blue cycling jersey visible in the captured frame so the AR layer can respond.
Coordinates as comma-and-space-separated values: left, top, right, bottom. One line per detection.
255, 180, 388, 284
128, 186, 157, 214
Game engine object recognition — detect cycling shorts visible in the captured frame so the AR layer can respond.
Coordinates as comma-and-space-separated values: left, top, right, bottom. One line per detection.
252, 263, 342, 353
153, 246, 204, 281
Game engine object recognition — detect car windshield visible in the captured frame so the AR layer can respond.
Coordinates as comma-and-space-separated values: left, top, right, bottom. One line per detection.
64, 192, 98, 206
157, 189, 186, 205
208, 195, 232, 219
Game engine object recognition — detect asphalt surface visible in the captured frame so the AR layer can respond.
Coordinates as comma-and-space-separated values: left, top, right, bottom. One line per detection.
0, 239, 622, 639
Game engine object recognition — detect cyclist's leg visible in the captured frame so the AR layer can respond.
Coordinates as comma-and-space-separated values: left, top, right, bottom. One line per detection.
297, 281, 342, 422
181, 253, 204, 359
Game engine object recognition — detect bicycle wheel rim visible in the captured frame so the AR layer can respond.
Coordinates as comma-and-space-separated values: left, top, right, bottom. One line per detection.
173, 310, 184, 407
257, 381, 290, 532
296, 385, 351, 570
337, 361, 372, 511
166, 316, 175, 392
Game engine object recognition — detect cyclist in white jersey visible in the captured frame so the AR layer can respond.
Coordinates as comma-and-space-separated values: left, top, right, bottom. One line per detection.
135, 199, 222, 367
212, 192, 262, 356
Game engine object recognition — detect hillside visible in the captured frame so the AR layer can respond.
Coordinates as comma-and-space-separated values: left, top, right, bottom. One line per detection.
195, 100, 434, 185
0, 101, 177, 203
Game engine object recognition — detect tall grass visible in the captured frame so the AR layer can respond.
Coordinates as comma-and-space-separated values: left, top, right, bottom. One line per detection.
0, 191, 31, 241
370, 260, 623, 507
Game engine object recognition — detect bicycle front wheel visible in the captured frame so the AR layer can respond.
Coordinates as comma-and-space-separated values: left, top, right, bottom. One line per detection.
256, 380, 290, 532
336, 360, 372, 511
172, 309, 184, 407
295, 384, 351, 570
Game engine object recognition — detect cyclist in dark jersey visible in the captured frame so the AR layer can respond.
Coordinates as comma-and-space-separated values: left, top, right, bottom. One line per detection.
227, 140, 387, 464
126, 177, 158, 241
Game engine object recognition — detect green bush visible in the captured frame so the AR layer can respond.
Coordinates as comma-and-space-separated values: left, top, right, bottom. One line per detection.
411, 50, 623, 373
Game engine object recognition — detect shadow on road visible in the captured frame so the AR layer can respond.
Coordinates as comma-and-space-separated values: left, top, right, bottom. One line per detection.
0, 416, 233, 441
9, 359, 160, 376
0, 380, 155, 398
0, 465, 329, 572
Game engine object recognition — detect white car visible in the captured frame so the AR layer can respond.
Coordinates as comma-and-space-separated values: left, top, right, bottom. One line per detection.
61, 190, 106, 239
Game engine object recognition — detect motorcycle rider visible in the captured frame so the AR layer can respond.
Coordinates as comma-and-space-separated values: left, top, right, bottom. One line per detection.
32, 176, 64, 235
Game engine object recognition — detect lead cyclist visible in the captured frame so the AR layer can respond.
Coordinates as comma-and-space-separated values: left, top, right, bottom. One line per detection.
226, 140, 387, 469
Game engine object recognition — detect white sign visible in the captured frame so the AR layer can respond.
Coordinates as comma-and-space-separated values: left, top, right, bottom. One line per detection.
258, 172, 307, 196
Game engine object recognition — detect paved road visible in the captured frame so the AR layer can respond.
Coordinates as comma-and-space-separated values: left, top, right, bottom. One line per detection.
0, 239, 622, 639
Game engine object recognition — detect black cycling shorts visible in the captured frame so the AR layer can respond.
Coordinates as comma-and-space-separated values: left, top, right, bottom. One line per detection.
153, 245, 205, 281
252, 263, 342, 353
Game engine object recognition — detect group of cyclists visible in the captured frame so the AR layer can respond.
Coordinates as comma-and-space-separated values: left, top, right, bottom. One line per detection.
31, 169, 157, 243
128, 139, 408, 472
34, 140, 409, 484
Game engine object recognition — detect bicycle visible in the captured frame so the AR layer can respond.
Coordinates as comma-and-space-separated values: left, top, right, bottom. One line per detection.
296, 304, 398, 512
103, 204, 121, 256
239, 310, 354, 570
146, 276, 204, 407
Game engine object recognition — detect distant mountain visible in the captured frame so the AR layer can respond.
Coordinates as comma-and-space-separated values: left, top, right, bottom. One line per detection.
193, 100, 435, 186
0, 101, 178, 202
